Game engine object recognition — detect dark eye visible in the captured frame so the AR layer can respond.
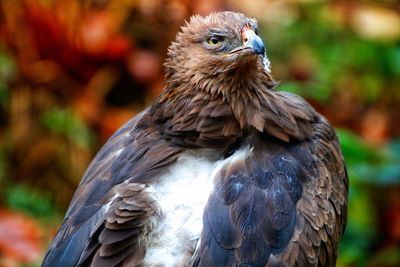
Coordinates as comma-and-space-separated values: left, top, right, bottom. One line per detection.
206, 36, 224, 46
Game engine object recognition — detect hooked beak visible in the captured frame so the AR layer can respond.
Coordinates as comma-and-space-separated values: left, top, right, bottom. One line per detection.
225, 28, 271, 73
242, 29, 265, 56
242, 28, 271, 73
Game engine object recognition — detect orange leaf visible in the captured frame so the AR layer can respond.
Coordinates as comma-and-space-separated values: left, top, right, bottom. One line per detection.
0, 210, 42, 264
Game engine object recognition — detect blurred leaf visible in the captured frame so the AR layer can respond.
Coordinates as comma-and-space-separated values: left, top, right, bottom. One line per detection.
41, 108, 96, 149
387, 139, 400, 160
361, 75, 382, 102
353, 163, 400, 185
337, 129, 384, 165
383, 45, 400, 76
0, 48, 17, 81
369, 246, 400, 266
0, 210, 42, 264
0, 81, 10, 109
338, 184, 376, 267
5, 185, 58, 219
0, 49, 14, 108
277, 82, 302, 95
306, 82, 332, 102
338, 129, 400, 185
0, 146, 8, 184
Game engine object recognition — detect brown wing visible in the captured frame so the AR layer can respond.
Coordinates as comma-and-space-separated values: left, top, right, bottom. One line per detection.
42, 109, 183, 267
268, 116, 348, 267
81, 183, 160, 267
194, 116, 348, 267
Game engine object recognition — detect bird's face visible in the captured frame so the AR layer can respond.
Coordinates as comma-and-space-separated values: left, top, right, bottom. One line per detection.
165, 12, 272, 88
202, 22, 270, 72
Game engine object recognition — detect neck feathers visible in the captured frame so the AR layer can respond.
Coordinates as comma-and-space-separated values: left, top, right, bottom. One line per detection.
223, 70, 315, 142
152, 71, 315, 147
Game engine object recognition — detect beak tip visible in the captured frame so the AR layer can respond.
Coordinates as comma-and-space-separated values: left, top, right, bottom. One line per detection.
246, 35, 265, 56
249, 35, 265, 55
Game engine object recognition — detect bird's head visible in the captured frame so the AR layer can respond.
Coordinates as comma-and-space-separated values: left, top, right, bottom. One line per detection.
154, 12, 312, 144
164, 11, 274, 94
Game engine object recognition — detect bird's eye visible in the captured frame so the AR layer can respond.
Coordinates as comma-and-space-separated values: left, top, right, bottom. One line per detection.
206, 36, 224, 46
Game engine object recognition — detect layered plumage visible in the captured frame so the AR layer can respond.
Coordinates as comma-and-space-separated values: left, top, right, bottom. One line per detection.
43, 11, 348, 267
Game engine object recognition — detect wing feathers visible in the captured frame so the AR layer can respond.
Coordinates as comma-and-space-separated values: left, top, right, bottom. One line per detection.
197, 137, 307, 266
90, 183, 160, 266
197, 115, 347, 267
43, 110, 181, 267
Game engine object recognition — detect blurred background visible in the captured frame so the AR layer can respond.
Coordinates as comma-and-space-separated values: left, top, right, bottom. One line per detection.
0, 0, 399, 266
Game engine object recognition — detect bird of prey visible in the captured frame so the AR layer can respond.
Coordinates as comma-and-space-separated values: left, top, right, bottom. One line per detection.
43, 11, 348, 267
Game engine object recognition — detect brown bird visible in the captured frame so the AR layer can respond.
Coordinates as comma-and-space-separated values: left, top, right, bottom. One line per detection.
42, 11, 348, 267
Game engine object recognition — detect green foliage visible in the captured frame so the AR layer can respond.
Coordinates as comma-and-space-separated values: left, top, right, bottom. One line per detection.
369, 246, 400, 266
0, 47, 17, 81
41, 108, 96, 150
0, 48, 14, 107
383, 45, 400, 76
337, 129, 400, 266
338, 130, 400, 185
337, 129, 383, 165
5, 185, 58, 219
266, 3, 400, 104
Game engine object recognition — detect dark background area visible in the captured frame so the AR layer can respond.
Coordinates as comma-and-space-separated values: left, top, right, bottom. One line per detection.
0, 0, 399, 266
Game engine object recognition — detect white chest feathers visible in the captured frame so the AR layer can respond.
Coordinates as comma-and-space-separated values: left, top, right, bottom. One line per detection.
143, 148, 249, 266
